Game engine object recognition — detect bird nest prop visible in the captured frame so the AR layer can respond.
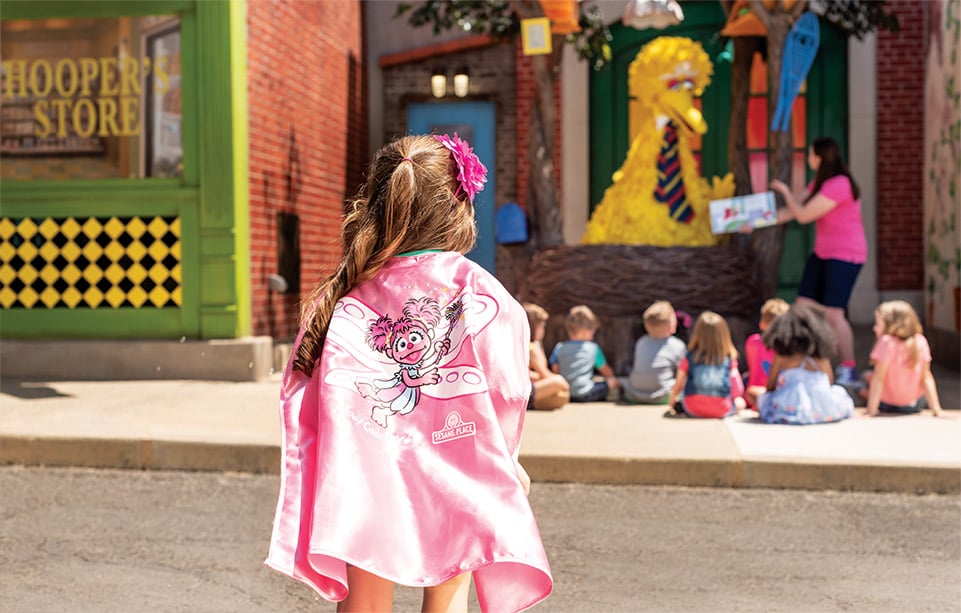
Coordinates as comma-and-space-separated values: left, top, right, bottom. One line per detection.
529, 244, 759, 318
527, 245, 760, 374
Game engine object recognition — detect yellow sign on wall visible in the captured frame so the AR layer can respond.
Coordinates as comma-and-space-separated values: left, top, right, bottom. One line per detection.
521, 18, 552, 56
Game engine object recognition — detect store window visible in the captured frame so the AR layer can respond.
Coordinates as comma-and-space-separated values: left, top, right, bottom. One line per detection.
1, 15, 182, 181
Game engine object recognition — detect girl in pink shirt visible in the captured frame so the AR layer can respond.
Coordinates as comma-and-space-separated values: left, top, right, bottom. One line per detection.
863, 300, 943, 417
768, 137, 866, 385
266, 134, 552, 612
744, 297, 790, 409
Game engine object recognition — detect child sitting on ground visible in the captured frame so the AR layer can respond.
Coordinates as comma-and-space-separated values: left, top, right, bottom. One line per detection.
619, 301, 687, 404
549, 305, 618, 402
668, 311, 747, 418
744, 298, 790, 409
524, 303, 571, 410
861, 300, 943, 417
757, 302, 854, 424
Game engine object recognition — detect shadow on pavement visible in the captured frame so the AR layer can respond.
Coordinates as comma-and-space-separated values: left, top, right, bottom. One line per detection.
0, 380, 74, 400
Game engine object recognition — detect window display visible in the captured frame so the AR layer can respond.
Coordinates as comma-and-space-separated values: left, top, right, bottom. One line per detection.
1, 16, 182, 180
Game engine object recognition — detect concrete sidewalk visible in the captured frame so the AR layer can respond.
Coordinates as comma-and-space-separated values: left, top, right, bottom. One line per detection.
1, 364, 958, 494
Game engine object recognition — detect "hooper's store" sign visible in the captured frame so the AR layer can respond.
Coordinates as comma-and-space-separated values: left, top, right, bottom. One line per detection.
3, 56, 172, 138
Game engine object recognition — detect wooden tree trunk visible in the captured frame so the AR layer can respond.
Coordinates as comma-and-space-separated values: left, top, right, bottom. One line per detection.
512, 0, 564, 248
527, 52, 563, 247
729, 37, 764, 196
750, 0, 805, 299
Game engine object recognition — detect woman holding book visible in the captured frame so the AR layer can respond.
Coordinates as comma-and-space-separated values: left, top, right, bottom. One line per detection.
764, 136, 867, 386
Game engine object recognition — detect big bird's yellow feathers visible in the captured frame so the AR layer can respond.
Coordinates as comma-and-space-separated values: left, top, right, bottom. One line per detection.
582, 37, 735, 247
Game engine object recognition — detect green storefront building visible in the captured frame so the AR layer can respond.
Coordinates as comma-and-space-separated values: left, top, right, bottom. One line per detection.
1, 1, 258, 378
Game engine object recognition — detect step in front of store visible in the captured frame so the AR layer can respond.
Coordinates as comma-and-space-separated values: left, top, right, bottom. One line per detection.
1, 337, 278, 382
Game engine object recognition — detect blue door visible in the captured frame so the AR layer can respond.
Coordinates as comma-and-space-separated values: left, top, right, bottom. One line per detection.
407, 102, 496, 273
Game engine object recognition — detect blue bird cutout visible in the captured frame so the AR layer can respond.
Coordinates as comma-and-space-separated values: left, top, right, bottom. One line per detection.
771, 12, 820, 133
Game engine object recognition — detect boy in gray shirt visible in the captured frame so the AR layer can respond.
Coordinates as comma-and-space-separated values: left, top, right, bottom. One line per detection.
620, 301, 687, 404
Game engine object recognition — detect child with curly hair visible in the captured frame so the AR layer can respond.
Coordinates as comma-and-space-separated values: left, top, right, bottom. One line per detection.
757, 302, 854, 424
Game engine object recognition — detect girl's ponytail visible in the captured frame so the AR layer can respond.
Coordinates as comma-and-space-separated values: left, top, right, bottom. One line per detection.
292, 266, 348, 375
292, 134, 477, 376
293, 194, 384, 376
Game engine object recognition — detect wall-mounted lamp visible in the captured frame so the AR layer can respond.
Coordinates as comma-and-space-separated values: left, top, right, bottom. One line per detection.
431, 67, 447, 98
453, 66, 470, 98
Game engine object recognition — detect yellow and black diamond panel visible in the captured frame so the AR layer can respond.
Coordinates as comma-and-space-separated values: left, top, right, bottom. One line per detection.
0, 215, 182, 309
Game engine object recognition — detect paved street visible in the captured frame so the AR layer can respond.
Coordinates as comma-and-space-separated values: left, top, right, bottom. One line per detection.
1, 466, 958, 612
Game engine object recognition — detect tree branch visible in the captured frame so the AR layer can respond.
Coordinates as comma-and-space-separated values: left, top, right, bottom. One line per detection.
749, 0, 774, 30
790, 0, 808, 19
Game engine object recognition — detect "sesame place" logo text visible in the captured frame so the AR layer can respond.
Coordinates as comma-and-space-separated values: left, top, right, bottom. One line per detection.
431, 411, 476, 444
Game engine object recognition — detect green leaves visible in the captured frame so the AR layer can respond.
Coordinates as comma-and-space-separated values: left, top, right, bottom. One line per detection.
395, 0, 614, 70
568, 3, 613, 71
816, 0, 900, 40
395, 0, 517, 37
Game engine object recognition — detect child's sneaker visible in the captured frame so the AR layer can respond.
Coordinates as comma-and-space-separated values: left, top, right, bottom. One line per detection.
835, 364, 859, 387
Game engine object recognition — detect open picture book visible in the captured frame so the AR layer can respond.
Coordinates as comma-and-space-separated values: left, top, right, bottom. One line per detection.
709, 191, 777, 234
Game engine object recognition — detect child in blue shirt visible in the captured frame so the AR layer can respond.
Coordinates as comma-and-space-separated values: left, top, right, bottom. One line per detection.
549, 305, 618, 402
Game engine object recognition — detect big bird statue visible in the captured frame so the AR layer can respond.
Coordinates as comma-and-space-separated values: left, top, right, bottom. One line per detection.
581, 37, 735, 247
528, 37, 757, 377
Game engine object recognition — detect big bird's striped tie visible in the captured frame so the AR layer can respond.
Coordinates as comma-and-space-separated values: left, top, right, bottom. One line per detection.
654, 121, 694, 223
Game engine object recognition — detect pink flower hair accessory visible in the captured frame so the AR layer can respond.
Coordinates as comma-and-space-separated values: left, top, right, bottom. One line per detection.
433, 133, 488, 203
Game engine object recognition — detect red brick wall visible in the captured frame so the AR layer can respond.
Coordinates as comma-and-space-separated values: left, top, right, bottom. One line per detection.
876, 0, 925, 291
247, 1, 367, 339
514, 42, 562, 210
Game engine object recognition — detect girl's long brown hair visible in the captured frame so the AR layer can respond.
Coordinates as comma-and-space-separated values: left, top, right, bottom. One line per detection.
876, 300, 923, 367
687, 311, 738, 365
292, 135, 477, 375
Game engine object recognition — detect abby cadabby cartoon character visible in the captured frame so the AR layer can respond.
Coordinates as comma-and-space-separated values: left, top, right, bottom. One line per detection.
356, 296, 458, 428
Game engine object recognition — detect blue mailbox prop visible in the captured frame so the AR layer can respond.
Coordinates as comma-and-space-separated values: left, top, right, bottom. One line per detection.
496, 202, 528, 244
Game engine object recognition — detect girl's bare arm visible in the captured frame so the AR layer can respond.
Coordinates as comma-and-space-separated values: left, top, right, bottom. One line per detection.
815, 356, 834, 379
770, 180, 836, 224
765, 355, 784, 391
529, 344, 552, 379
865, 360, 890, 416
669, 370, 687, 407
921, 363, 943, 416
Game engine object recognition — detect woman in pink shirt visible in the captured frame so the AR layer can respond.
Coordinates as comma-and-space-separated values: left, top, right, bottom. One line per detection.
768, 137, 867, 385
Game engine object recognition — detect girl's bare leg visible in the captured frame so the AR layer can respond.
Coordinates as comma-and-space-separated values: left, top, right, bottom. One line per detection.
797, 297, 855, 364
422, 572, 471, 613
533, 375, 570, 410
823, 305, 856, 363
733, 396, 747, 413
338, 565, 394, 613
746, 385, 766, 408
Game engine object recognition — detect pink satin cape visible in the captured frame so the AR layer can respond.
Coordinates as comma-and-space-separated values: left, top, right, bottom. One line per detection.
265, 252, 553, 612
